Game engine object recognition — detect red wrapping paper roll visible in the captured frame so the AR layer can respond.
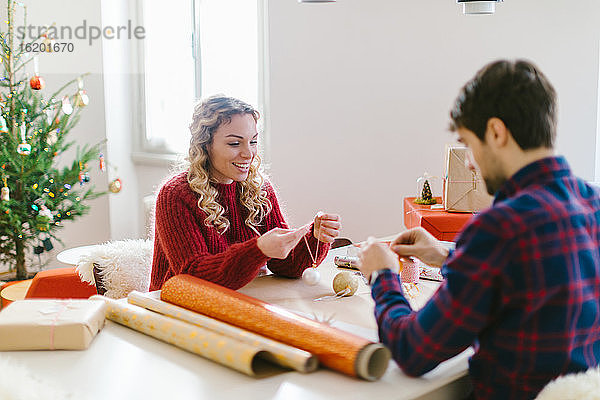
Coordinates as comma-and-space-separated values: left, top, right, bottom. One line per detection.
161, 274, 390, 380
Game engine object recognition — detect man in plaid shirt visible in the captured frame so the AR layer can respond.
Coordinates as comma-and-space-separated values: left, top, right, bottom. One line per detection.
358, 59, 600, 399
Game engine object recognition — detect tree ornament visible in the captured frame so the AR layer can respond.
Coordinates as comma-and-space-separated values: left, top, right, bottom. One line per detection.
108, 178, 122, 193
17, 143, 31, 155
30, 57, 44, 90
46, 130, 58, 145
78, 162, 86, 186
1, 177, 9, 201
99, 153, 106, 171
75, 78, 89, 107
61, 96, 73, 115
42, 33, 55, 53
29, 75, 45, 90
43, 237, 53, 251
17, 124, 31, 155
44, 108, 54, 124
75, 90, 89, 107
38, 205, 54, 222
0, 115, 8, 134
302, 267, 321, 286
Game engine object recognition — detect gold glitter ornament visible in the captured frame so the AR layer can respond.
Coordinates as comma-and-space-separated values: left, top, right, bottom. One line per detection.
42, 34, 55, 53
108, 178, 122, 193
332, 271, 359, 297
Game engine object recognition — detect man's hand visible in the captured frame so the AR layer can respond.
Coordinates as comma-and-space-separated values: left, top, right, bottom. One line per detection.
390, 227, 449, 267
358, 237, 401, 280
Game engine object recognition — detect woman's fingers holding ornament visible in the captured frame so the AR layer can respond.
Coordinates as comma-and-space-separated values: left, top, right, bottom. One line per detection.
257, 226, 310, 259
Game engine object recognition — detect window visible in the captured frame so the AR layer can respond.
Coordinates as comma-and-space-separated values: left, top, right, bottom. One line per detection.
138, 0, 261, 157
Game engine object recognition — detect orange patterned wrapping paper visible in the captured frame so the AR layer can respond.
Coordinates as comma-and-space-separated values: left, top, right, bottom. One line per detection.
161, 275, 391, 380
127, 291, 317, 373
93, 295, 294, 377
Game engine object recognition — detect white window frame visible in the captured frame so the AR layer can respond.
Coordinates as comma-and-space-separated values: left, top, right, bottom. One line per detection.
131, 0, 271, 167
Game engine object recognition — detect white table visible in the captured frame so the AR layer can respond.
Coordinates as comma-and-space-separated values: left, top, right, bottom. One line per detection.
56, 245, 102, 265
1, 245, 472, 400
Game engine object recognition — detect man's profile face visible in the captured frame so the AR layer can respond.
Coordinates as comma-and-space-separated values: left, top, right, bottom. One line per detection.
456, 127, 506, 196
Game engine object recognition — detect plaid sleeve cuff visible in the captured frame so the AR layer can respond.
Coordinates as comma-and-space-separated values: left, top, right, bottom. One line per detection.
371, 269, 403, 297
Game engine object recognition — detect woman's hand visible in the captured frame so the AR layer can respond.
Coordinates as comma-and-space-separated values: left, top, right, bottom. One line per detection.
257, 226, 310, 259
313, 212, 341, 243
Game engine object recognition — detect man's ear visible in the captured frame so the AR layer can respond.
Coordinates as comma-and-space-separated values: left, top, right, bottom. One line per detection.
485, 117, 509, 148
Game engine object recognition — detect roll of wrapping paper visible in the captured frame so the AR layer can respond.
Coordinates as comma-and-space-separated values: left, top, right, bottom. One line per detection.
92, 295, 290, 377
127, 291, 317, 373
161, 275, 391, 381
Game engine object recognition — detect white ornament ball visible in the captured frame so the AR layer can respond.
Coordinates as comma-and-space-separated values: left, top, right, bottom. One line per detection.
332, 271, 359, 297
302, 267, 320, 285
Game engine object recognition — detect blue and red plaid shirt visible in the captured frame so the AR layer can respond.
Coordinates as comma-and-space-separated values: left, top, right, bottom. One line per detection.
372, 156, 600, 399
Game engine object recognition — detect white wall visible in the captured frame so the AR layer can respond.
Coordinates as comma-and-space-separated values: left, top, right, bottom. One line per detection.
22, 0, 600, 255
265, 0, 600, 241
101, 0, 141, 240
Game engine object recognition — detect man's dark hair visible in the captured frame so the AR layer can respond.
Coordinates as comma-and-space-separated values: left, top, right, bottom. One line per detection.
450, 59, 557, 150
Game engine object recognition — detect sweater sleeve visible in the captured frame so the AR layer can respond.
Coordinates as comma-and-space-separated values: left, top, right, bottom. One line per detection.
262, 182, 330, 278
152, 182, 269, 290
370, 213, 506, 376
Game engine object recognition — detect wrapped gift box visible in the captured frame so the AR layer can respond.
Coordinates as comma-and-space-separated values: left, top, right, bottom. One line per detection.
0, 299, 106, 350
444, 145, 493, 213
404, 197, 472, 241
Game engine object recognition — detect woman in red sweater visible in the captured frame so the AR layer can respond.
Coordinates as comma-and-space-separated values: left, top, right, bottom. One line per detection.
150, 95, 341, 290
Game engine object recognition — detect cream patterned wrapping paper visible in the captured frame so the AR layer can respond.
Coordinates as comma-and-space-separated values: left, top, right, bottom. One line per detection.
92, 295, 296, 377
127, 291, 317, 373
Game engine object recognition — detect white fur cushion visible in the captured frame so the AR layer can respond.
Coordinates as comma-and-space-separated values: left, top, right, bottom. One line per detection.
536, 367, 600, 400
76, 239, 153, 299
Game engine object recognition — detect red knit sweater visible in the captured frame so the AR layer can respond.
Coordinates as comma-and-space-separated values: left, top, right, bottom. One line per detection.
150, 172, 330, 290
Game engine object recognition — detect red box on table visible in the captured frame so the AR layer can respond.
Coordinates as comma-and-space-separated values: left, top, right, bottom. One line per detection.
403, 197, 473, 241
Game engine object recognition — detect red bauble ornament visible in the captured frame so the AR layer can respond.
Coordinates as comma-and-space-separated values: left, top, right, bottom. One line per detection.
29, 76, 45, 90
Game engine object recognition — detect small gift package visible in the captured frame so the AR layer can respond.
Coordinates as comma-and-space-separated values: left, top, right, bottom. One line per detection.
444, 145, 493, 213
0, 299, 106, 350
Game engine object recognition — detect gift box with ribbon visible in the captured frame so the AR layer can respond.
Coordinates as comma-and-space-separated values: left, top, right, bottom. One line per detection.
0, 299, 106, 350
443, 145, 493, 213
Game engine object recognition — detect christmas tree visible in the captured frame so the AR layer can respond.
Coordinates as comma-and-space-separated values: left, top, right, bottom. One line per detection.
414, 179, 437, 205
0, 0, 106, 280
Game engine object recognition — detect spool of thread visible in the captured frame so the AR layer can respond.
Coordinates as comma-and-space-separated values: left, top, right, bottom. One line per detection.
400, 260, 420, 284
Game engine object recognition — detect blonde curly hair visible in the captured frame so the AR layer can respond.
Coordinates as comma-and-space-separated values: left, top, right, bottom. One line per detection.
187, 95, 272, 234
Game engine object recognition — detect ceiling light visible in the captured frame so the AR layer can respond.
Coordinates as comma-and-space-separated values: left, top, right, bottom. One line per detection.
457, 0, 503, 15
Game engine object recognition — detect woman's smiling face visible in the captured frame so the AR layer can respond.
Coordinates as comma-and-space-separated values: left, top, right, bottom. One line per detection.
207, 113, 258, 184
